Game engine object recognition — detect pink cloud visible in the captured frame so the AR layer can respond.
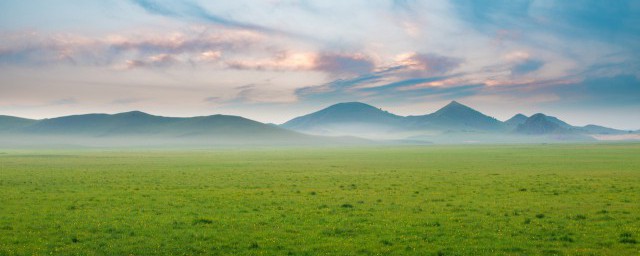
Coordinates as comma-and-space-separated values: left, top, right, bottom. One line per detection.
313, 52, 375, 76
226, 51, 375, 76
0, 29, 264, 69
395, 52, 463, 76
226, 52, 316, 71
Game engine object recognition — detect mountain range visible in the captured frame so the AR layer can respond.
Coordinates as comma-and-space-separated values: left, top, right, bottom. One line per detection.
0, 111, 363, 147
0, 101, 637, 147
283, 101, 634, 140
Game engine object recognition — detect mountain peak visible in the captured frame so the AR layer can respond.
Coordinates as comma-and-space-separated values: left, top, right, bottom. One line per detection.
441, 100, 474, 110
411, 101, 503, 131
327, 102, 377, 110
281, 102, 402, 131
115, 111, 152, 117
447, 100, 463, 106
316, 102, 394, 115
438, 100, 467, 110
505, 113, 528, 126
530, 113, 547, 119
517, 113, 562, 135
433, 100, 478, 116
510, 113, 529, 121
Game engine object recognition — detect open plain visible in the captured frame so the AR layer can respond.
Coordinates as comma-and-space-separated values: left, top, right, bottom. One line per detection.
1, 144, 639, 255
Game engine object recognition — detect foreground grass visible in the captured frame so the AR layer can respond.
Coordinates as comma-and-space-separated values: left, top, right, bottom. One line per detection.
0, 144, 639, 255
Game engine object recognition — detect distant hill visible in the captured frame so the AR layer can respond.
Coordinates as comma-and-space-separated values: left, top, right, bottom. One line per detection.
282, 101, 506, 136
516, 113, 569, 135
23, 111, 296, 138
23, 111, 173, 135
514, 113, 630, 136
504, 114, 528, 128
0, 111, 366, 147
281, 102, 405, 137
407, 101, 504, 131
0, 115, 37, 131
281, 101, 634, 142
1, 101, 635, 146
578, 125, 629, 135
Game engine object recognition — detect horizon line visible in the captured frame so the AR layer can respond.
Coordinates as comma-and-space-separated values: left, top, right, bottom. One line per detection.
2, 101, 638, 131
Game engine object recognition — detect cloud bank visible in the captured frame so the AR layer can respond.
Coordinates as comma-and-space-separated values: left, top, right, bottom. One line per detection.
0, 0, 638, 128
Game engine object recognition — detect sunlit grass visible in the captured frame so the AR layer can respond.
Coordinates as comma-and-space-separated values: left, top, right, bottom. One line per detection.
1, 144, 639, 255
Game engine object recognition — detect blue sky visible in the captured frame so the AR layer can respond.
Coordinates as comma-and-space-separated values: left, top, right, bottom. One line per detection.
0, 0, 638, 129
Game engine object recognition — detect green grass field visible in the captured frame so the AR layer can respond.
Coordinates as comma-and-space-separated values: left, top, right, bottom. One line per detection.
1, 144, 639, 255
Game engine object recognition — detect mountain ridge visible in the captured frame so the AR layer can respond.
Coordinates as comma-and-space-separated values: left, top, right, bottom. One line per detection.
280, 101, 634, 142
0, 111, 360, 147
0, 101, 636, 146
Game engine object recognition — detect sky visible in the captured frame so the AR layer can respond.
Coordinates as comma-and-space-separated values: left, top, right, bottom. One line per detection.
0, 0, 639, 129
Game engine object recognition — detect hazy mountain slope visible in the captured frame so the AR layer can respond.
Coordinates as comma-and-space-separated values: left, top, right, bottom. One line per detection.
0, 101, 635, 146
578, 124, 629, 135
504, 114, 528, 128
281, 100, 633, 142
407, 101, 505, 131
516, 113, 570, 135
281, 102, 406, 137
514, 114, 630, 137
23, 111, 176, 135
282, 101, 506, 135
0, 111, 364, 147
0, 115, 37, 131
541, 115, 573, 129
167, 114, 311, 139
283, 102, 403, 129
20, 111, 308, 138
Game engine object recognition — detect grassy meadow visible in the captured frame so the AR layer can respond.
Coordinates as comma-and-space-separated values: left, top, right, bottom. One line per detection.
0, 144, 639, 255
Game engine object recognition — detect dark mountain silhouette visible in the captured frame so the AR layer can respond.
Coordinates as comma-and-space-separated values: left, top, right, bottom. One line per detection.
407, 101, 504, 131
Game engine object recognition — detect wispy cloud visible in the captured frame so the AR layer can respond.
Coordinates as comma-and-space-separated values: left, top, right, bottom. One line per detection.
226, 52, 316, 71
295, 51, 472, 104
314, 52, 376, 76
0, 28, 263, 69
130, 0, 309, 40
120, 54, 177, 70
394, 53, 463, 77
226, 51, 376, 77
1, 0, 639, 127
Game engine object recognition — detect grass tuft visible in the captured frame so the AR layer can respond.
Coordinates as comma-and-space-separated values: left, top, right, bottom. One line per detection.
620, 232, 637, 244
192, 218, 214, 225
